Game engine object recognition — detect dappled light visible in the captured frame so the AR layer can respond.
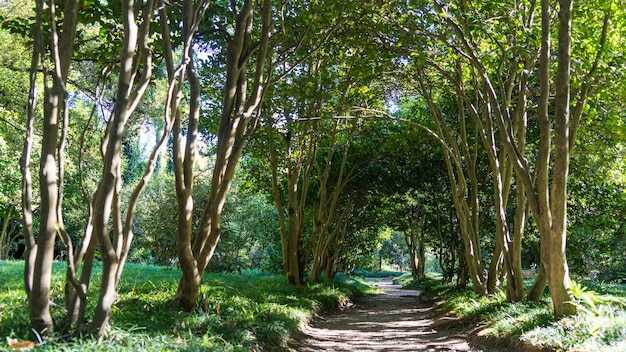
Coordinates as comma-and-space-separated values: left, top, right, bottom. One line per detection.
292, 280, 489, 351
0, 0, 624, 350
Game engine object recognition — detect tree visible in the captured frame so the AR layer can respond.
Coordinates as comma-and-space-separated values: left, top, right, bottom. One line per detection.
19, 0, 184, 336
308, 119, 368, 282
431, 0, 614, 316
266, 115, 317, 285
23, 0, 81, 335
261, 0, 401, 284
409, 86, 491, 295
169, 0, 272, 310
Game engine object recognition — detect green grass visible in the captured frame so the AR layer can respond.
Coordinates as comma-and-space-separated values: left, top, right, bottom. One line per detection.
404, 275, 626, 351
0, 261, 370, 351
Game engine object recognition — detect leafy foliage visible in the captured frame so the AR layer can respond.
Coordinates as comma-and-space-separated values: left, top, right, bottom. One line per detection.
0, 0, 625, 345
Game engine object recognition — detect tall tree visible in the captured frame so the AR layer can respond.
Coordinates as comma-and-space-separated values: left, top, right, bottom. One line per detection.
267, 115, 318, 285
308, 119, 367, 282
23, 0, 80, 335
20, 0, 183, 336
170, 0, 272, 310
414, 83, 490, 294
432, 0, 613, 315
88, 0, 159, 332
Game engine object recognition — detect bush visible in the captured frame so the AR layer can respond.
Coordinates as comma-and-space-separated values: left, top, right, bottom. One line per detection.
351, 269, 404, 278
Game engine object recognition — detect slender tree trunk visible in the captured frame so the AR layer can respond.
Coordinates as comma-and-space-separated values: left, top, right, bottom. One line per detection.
0, 208, 10, 259
89, 0, 157, 333
448, 207, 457, 284
546, 0, 576, 317
157, 0, 210, 311
323, 255, 335, 280
405, 203, 426, 280
405, 231, 419, 279
27, 0, 80, 335
268, 120, 315, 286
173, 0, 272, 306
457, 250, 468, 288
308, 122, 362, 283
65, 76, 104, 328
508, 70, 531, 302
417, 226, 426, 279
21, 0, 41, 299
418, 76, 487, 294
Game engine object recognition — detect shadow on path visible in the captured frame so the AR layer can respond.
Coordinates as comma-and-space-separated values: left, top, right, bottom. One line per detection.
288, 279, 490, 352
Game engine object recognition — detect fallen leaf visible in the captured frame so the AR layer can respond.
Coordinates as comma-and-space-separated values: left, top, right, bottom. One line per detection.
175, 334, 184, 345
7, 338, 36, 351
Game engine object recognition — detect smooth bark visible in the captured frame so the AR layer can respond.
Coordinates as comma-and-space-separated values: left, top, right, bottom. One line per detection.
546, 0, 576, 317
172, 0, 272, 309
268, 120, 317, 285
21, 0, 42, 300
83, 0, 172, 334
417, 74, 487, 295
27, 0, 80, 335
309, 122, 363, 283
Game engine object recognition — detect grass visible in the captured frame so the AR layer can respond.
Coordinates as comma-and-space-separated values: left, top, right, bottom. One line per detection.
0, 261, 372, 351
403, 273, 626, 351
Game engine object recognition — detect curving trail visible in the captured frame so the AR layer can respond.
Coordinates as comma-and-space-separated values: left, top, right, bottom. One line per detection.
289, 279, 495, 352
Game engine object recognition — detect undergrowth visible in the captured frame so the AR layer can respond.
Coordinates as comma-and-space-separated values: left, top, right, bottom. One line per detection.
404, 273, 626, 351
0, 261, 369, 351
351, 269, 404, 278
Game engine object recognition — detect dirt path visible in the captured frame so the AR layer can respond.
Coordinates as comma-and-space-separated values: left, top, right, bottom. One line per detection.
289, 279, 493, 352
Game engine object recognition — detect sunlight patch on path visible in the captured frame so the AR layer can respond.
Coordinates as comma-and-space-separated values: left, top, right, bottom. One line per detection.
290, 279, 485, 352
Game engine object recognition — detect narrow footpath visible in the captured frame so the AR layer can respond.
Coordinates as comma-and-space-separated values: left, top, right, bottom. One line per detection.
289, 279, 494, 352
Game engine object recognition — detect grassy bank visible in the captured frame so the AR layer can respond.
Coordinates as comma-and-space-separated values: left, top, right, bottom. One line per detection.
0, 261, 374, 351
398, 273, 626, 351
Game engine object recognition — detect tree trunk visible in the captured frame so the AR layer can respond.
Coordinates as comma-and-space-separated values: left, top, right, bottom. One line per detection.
308, 121, 361, 283
416, 229, 426, 279
268, 120, 313, 286
457, 252, 468, 289
27, 0, 80, 335
405, 231, 419, 279
405, 203, 426, 280
508, 71, 531, 302
31, 34, 62, 339
21, 0, 41, 299
436, 195, 455, 283
546, 0, 576, 317
0, 207, 13, 259
418, 77, 487, 294
324, 250, 340, 280
67, 235, 96, 330
173, 0, 272, 306
527, 266, 548, 301
487, 246, 503, 293
433, 0, 586, 312
157, 0, 211, 310
88, 0, 157, 333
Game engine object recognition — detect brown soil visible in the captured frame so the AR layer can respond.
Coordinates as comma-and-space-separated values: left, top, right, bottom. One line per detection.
287, 279, 507, 352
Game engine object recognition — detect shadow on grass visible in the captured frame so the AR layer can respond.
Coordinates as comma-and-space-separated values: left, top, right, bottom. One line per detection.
1, 262, 365, 351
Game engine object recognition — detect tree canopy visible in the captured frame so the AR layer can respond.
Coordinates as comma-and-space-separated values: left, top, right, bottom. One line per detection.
0, 0, 624, 340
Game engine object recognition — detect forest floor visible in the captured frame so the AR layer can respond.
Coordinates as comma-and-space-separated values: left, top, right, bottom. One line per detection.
288, 279, 503, 352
